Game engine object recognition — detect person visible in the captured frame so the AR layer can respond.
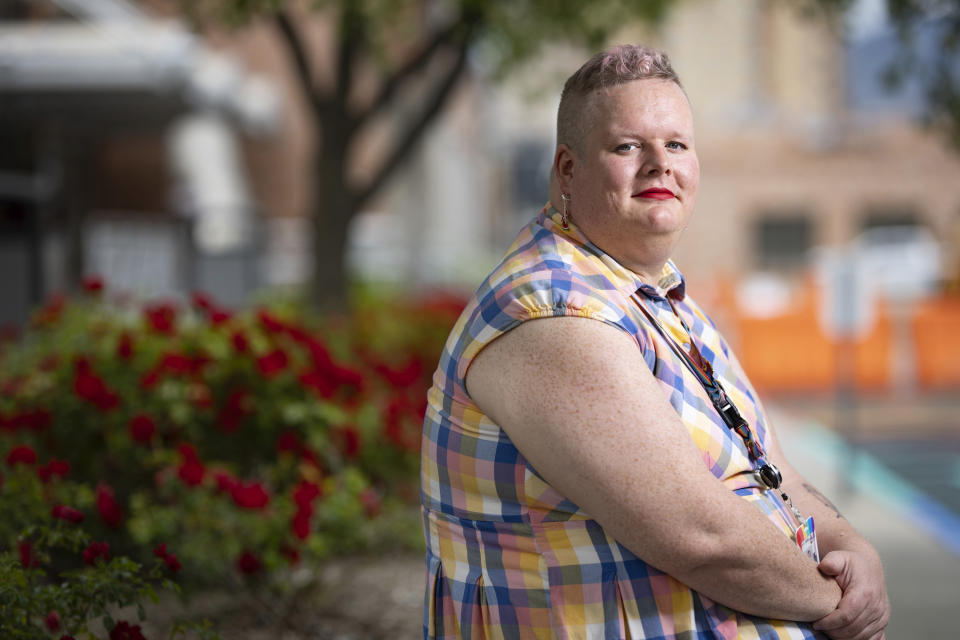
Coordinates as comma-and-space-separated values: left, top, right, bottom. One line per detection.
420, 44, 889, 639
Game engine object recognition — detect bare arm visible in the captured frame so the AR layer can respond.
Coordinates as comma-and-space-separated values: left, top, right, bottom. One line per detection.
466, 316, 840, 621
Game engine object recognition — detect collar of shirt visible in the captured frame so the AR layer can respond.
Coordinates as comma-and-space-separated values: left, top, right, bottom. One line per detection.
541, 202, 686, 302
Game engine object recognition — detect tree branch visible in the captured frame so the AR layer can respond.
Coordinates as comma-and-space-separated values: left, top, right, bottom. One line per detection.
336, 3, 364, 113
274, 10, 327, 111
353, 37, 471, 210
353, 21, 461, 129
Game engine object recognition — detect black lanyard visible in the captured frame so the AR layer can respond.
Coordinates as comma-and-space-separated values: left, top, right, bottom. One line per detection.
631, 292, 784, 491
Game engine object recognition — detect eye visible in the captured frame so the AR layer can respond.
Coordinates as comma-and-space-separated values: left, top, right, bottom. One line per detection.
614, 142, 639, 152
666, 141, 688, 151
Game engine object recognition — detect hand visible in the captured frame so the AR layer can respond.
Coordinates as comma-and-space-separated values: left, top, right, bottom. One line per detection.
813, 550, 890, 640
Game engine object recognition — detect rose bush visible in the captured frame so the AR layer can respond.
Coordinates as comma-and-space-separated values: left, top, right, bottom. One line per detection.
0, 457, 208, 639
0, 279, 465, 632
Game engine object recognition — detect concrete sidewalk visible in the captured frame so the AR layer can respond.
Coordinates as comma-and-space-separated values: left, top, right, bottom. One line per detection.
772, 405, 960, 638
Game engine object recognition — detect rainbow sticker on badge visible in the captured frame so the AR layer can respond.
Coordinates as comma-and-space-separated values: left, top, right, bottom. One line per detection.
795, 516, 820, 563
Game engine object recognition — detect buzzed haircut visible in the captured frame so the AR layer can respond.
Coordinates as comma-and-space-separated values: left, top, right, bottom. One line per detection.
557, 44, 682, 156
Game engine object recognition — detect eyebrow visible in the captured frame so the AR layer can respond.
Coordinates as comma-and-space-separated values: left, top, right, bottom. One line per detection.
608, 129, 691, 140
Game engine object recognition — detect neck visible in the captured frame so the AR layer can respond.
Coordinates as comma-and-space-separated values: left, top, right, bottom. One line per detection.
626, 261, 667, 287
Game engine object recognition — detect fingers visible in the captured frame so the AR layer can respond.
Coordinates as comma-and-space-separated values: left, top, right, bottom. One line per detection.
819, 612, 886, 640
814, 589, 890, 640
817, 550, 850, 585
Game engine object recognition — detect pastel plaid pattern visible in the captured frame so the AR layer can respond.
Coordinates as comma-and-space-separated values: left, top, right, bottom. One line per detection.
421, 205, 824, 639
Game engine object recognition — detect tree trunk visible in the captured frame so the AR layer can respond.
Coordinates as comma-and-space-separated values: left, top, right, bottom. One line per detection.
309, 187, 354, 315
310, 108, 355, 315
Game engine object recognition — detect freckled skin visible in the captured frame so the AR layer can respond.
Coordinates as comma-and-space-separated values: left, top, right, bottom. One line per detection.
468, 317, 841, 621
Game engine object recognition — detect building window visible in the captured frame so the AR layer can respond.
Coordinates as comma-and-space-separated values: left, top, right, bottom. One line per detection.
861, 206, 920, 231
753, 214, 813, 270
511, 141, 551, 212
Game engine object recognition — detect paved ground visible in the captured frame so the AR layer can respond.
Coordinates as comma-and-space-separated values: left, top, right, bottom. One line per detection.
772, 392, 960, 638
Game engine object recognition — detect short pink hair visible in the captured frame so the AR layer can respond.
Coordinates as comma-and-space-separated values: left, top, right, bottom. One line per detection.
557, 44, 682, 155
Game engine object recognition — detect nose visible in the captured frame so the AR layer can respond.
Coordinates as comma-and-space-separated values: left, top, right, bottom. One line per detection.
641, 147, 671, 176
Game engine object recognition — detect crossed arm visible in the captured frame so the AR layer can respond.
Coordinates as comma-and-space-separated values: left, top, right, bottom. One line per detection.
466, 316, 887, 632
766, 432, 890, 639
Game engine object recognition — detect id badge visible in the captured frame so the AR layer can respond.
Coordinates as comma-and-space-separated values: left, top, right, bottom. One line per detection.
795, 516, 820, 563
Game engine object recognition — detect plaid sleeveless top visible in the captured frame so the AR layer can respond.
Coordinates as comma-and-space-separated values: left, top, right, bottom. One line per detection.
421, 204, 824, 639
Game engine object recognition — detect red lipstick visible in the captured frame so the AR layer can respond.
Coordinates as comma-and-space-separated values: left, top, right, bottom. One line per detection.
634, 188, 675, 200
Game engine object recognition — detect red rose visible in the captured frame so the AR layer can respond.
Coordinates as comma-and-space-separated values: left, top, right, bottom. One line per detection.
109, 621, 146, 640
177, 443, 197, 458
334, 426, 362, 458
73, 359, 120, 411
19, 540, 39, 568
332, 364, 365, 394
6, 444, 37, 466
231, 330, 249, 353
213, 470, 239, 494
291, 511, 311, 540
176, 444, 205, 487
292, 480, 321, 509
298, 370, 336, 398
231, 482, 270, 510
236, 550, 262, 575
191, 291, 214, 312
158, 352, 194, 375
257, 310, 286, 334
192, 292, 231, 325
81, 275, 104, 294
96, 484, 123, 528
216, 389, 250, 434
300, 447, 322, 471
144, 302, 177, 335
374, 357, 423, 388
37, 459, 70, 483
48, 459, 70, 475
163, 552, 182, 572
128, 414, 156, 445
256, 349, 288, 378
178, 457, 205, 487
46, 611, 61, 631
275, 430, 301, 454
117, 332, 134, 360
51, 505, 85, 524
153, 542, 182, 572
82, 541, 110, 565
20, 408, 53, 431
139, 369, 161, 390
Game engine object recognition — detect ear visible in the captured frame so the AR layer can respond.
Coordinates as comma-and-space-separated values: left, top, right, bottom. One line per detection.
553, 144, 577, 193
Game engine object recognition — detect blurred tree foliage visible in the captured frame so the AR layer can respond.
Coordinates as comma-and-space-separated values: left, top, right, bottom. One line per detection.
178, 0, 672, 312
810, 0, 960, 148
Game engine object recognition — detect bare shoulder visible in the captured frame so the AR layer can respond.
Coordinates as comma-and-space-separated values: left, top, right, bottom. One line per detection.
466, 316, 641, 406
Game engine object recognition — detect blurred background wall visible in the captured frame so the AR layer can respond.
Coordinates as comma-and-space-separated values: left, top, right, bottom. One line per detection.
2, 0, 959, 394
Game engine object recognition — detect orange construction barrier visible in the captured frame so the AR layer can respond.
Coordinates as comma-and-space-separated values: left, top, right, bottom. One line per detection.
733, 282, 892, 393
912, 296, 960, 389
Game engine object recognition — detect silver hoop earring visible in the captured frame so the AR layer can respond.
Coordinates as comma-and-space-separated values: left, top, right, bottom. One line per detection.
560, 193, 571, 230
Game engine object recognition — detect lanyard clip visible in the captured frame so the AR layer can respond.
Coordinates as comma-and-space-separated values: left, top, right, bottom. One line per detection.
713, 387, 748, 432
758, 462, 783, 490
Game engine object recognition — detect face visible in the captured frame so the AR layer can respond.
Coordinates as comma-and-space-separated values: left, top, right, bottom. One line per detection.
555, 79, 700, 279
